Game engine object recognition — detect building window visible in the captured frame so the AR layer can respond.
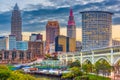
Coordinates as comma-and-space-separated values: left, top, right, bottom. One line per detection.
0, 53, 2, 60
19, 52, 24, 60
12, 52, 16, 60
27, 53, 31, 59
4, 51, 9, 59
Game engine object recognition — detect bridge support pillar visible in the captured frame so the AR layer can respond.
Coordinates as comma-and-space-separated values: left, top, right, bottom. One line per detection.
92, 51, 94, 64
110, 48, 114, 65
110, 48, 114, 78
66, 54, 68, 65
80, 52, 83, 67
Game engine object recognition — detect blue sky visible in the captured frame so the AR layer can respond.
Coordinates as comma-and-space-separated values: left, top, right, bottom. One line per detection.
0, 0, 120, 37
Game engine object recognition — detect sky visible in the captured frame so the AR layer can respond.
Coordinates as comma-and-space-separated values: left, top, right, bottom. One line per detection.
0, 0, 120, 41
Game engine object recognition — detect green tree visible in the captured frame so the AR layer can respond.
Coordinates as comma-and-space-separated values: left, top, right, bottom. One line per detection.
69, 60, 81, 68
82, 60, 93, 74
0, 65, 11, 80
62, 67, 83, 79
95, 59, 111, 76
44, 53, 51, 59
0, 65, 41, 80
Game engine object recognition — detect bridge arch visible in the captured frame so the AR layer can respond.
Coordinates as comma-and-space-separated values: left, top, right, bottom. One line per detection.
114, 57, 120, 65
94, 57, 110, 65
82, 58, 92, 64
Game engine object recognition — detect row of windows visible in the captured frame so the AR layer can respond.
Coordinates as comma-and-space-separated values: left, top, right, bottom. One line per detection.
82, 13, 111, 18
0, 52, 31, 60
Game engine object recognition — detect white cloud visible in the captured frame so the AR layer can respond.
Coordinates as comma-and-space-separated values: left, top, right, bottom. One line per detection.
0, 0, 106, 12
48, 0, 104, 7
0, 0, 54, 12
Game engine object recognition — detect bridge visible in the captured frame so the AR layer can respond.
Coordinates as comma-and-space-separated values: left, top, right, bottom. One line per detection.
58, 45, 120, 66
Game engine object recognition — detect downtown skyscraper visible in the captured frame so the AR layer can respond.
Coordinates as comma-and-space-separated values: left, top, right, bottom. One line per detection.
80, 11, 113, 50
46, 21, 60, 53
67, 8, 76, 40
11, 3, 22, 41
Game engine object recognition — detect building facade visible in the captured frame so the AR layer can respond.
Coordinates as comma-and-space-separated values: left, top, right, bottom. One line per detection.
11, 3, 22, 41
9, 35, 16, 50
36, 34, 43, 41
29, 34, 37, 41
49, 43, 55, 54
55, 35, 76, 52
0, 36, 8, 50
0, 50, 35, 64
76, 41, 82, 51
67, 8, 76, 39
112, 40, 120, 46
29, 33, 43, 41
80, 11, 113, 50
28, 41, 43, 58
16, 41, 28, 51
46, 21, 60, 53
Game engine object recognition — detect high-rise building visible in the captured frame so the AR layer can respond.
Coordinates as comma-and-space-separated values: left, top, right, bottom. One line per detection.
80, 11, 113, 50
67, 8, 76, 39
55, 35, 76, 52
9, 35, 16, 50
0, 36, 8, 50
11, 3, 22, 41
46, 21, 60, 53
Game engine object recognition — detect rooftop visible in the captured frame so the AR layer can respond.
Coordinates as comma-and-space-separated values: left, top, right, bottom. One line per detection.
80, 11, 113, 15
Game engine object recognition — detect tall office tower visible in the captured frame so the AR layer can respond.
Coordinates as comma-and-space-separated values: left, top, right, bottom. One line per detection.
67, 8, 76, 39
46, 21, 60, 53
11, 3, 22, 41
80, 11, 113, 50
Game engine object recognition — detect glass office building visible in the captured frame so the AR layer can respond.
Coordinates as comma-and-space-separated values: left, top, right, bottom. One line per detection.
80, 11, 113, 50
16, 41, 28, 50
9, 35, 16, 50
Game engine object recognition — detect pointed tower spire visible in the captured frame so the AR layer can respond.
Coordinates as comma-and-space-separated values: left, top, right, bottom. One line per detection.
70, 8, 73, 16
14, 3, 19, 10
68, 8, 75, 25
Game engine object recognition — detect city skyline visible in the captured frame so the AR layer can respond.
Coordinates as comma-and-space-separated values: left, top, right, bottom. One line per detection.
0, 0, 120, 41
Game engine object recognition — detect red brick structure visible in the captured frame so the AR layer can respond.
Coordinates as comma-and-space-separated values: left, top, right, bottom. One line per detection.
28, 41, 44, 58
0, 50, 36, 64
